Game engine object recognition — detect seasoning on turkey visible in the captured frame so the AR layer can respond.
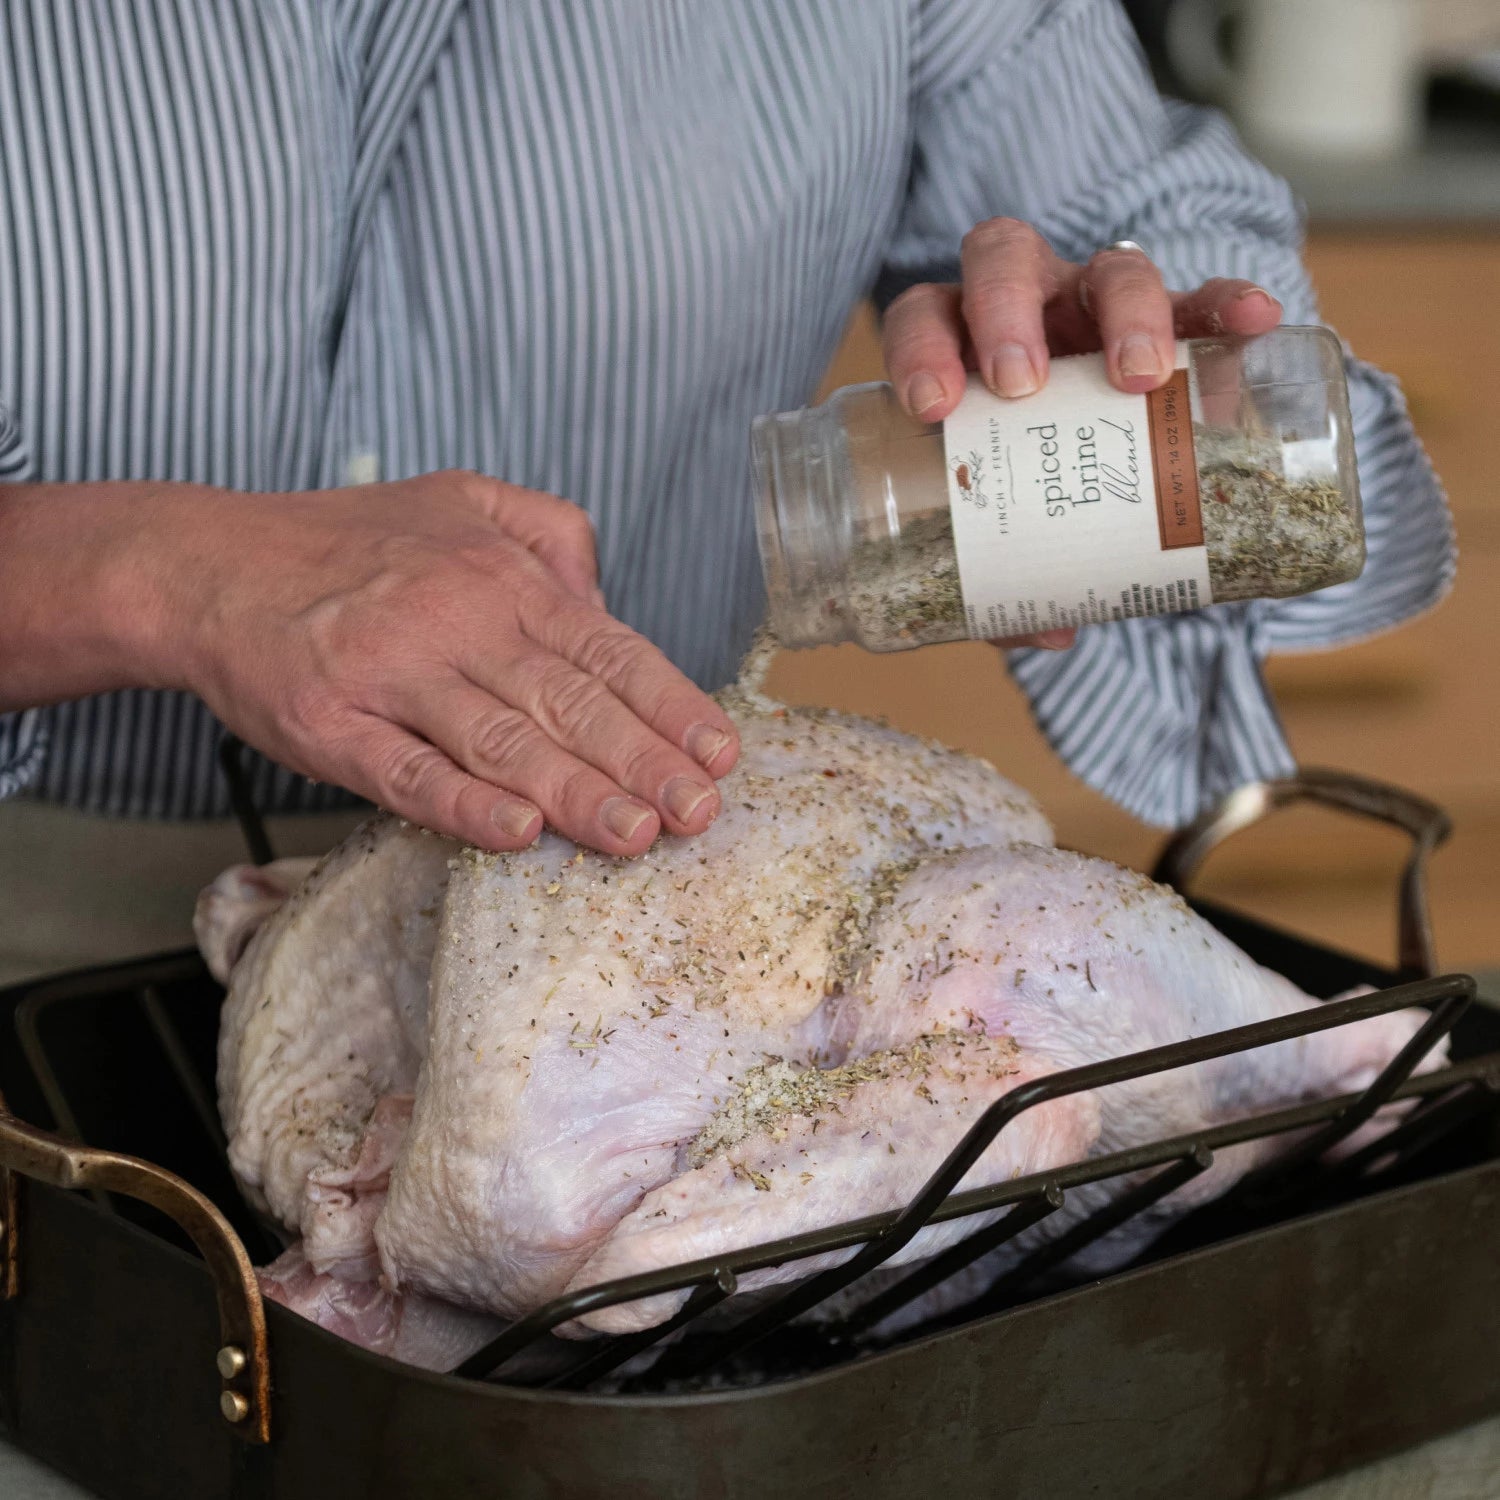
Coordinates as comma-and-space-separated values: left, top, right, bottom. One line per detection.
201, 641, 1438, 1370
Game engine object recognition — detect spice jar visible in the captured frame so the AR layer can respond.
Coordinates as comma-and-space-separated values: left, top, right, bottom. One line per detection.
752, 326, 1365, 650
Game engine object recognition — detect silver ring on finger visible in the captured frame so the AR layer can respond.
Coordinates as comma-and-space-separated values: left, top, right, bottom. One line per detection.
1079, 240, 1150, 313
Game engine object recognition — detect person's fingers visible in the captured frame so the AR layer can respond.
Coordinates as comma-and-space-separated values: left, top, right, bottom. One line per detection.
440, 470, 603, 603
329, 713, 545, 852
1170, 279, 1283, 339
462, 646, 721, 836
1038, 260, 1098, 358
1078, 246, 1176, 394
524, 599, 740, 778
959, 217, 1064, 399
989, 628, 1077, 651
403, 683, 664, 855
882, 283, 969, 422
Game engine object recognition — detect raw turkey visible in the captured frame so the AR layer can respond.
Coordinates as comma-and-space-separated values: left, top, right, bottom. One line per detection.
200, 646, 1440, 1370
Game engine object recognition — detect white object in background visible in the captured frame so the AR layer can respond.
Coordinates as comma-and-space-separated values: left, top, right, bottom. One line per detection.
1166, 0, 1423, 161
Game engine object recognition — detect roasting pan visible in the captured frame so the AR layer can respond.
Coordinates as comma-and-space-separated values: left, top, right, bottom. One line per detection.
2, 767, 1498, 1500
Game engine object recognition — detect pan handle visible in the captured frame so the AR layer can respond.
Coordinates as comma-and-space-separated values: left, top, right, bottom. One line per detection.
1151, 768, 1451, 980
0, 1095, 270, 1443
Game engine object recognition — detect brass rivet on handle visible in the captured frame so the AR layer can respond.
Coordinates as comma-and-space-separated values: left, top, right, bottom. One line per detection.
216, 1345, 247, 1379
220, 1390, 250, 1424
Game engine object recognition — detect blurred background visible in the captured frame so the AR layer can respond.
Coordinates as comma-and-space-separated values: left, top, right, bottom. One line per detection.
766, 0, 1500, 976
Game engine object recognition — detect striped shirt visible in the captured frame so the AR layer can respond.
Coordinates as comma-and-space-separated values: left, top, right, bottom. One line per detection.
0, 0, 1453, 828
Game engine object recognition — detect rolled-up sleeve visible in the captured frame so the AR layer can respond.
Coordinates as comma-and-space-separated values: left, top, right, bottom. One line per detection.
0, 398, 49, 800
878, 0, 1454, 826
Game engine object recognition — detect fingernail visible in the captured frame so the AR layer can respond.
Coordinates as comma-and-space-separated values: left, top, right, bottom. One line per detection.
1035, 629, 1076, 650
987, 344, 1038, 399
1118, 333, 1165, 381
1234, 287, 1279, 316
685, 723, 731, 769
601, 796, 654, 845
905, 371, 946, 417
491, 800, 540, 841
663, 777, 714, 826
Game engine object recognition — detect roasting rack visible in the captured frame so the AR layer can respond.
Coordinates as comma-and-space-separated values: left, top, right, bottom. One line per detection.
2, 760, 1498, 1500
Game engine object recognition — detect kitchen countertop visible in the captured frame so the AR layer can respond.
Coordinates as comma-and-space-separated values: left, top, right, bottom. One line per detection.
8, 1416, 1500, 1498
0, 1441, 87, 1499
1269, 122, 1500, 226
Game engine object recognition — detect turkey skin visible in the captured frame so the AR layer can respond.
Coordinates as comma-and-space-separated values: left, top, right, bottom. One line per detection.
202, 659, 1437, 1368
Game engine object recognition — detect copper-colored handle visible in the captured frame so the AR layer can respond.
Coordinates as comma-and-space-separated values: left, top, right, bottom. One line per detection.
0, 1096, 270, 1443
1152, 768, 1451, 979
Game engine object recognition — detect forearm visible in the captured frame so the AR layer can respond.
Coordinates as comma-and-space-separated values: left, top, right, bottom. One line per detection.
0, 479, 201, 712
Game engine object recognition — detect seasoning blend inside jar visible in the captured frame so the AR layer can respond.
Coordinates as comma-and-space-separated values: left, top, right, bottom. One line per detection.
752, 326, 1366, 651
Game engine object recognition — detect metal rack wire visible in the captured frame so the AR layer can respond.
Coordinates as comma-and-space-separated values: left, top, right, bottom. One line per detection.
451, 976, 1478, 1389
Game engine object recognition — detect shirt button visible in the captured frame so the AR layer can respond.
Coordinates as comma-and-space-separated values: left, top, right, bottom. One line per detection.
346, 452, 380, 486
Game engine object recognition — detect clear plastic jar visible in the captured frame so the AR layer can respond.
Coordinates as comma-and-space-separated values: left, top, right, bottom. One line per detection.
753, 326, 1366, 651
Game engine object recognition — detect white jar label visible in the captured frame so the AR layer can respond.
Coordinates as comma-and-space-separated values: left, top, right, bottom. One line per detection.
943, 346, 1212, 638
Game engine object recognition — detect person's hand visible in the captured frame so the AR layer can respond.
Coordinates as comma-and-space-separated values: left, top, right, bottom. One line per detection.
881, 220, 1285, 651
133, 472, 740, 855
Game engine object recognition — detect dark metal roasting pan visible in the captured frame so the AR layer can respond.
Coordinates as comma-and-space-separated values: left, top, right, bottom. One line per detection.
2, 768, 1498, 1500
